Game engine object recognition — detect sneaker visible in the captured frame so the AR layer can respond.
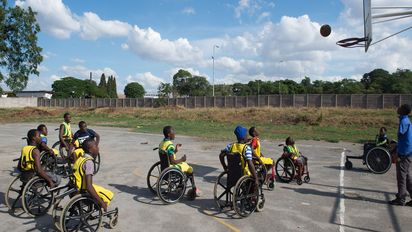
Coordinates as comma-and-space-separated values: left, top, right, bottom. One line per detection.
388, 198, 405, 206
405, 200, 412, 207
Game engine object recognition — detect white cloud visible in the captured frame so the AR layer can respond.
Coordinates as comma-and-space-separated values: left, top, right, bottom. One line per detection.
126, 72, 164, 92
16, 0, 80, 39
79, 12, 132, 40
182, 7, 196, 15
71, 58, 85, 64
126, 26, 203, 64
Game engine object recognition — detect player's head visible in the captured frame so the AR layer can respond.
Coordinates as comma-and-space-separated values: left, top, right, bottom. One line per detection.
234, 125, 248, 142
249, 127, 259, 137
286, 136, 295, 146
397, 104, 411, 116
163, 126, 175, 140
82, 138, 99, 157
79, 121, 87, 132
379, 127, 387, 136
37, 124, 47, 136
27, 129, 41, 145
63, 112, 71, 123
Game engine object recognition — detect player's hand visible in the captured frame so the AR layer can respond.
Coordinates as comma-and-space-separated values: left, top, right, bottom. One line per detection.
48, 180, 56, 188
101, 202, 108, 212
181, 154, 187, 162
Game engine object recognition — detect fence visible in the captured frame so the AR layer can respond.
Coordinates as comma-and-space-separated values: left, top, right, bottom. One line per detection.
37, 94, 412, 109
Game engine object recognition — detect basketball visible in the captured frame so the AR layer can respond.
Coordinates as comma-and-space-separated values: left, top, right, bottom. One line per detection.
320, 24, 331, 37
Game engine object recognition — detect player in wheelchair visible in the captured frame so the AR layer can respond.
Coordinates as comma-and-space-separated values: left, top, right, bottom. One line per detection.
146, 126, 200, 204
248, 127, 275, 190
275, 137, 310, 185
53, 138, 118, 232
345, 127, 396, 174
5, 129, 62, 216
213, 125, 265, 217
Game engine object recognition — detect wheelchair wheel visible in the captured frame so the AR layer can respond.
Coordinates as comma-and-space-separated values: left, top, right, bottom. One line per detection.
52, 199, 64, 231
304, 176, 310, 183
366, 147, 391, 174
40, 151, 57, 173
233, 176, 259, 217
253, 157, 267, 185
5, 175, 24, 210
296, 178, 303, 185
156, 167, 186, 204
22, 176, 54, 217
213, 171, 232, 210
94, 153, 101, 174
267, 178, 275, 191
147, 161, 162, 194
60, 194, 103, 232
275, 157, 295, 183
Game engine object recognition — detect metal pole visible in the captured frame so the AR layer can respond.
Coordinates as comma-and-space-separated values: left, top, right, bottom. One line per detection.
212, 45, 219, 97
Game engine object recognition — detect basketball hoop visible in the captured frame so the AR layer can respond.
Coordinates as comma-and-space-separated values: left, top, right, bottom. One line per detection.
336, 37, 368, 48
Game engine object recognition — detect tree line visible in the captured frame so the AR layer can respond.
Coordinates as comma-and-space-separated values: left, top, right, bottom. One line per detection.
157, 68, 412, 97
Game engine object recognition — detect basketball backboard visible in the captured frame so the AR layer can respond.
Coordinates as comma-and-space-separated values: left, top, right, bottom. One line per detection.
363, 0, 372, 52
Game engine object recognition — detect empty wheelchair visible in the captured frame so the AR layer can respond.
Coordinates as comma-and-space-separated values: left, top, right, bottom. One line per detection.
275, 145, 310, 185
147, 147, 194, 204
213, 151, 265, 217
345, 141, 396, 174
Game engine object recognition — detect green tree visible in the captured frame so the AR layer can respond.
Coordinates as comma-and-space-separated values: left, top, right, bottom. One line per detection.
0, 1, 43, 91
124, 82, 145, 98
106, 75, 118, 98
172, 69, 192, 96
96, 73, 108, 97
392, 69, 412, 94
232, 83, 251, 96
52, 77, 100, 98
157, 82, 172, 98
361, 69, 392, 93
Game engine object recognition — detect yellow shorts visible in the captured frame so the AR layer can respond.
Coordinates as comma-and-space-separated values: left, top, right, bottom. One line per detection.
52, 148, 60, 156
74, 148, 84, 159
93, 184, 114, 206
260, 157, 274, 166
174, 162, 193, 174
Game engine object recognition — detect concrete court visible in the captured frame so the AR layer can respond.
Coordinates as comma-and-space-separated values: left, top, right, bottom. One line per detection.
0, 123, 411, 232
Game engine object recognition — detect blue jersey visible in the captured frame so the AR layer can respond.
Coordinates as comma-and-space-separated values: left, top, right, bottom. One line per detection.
73, 129, 97, 147
398, 115, 412, 156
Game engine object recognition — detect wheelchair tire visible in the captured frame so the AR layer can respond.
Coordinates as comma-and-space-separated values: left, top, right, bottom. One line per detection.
60, 194, 103, 232
296, 178, 303, 185
5, 174, 23, 210
22, 176, 54, 217
213, 171, 232, 210
156, 167, 186, 204
304, 176, 310, 183
267, 179, 275, 191
365, 147, 391, 174
233, 176, 259, 218
345, 160, 353, 170
94, 153, 101, 174
275, 157, 295, 183
40, 151, 57, 173
52, 199, 64, 232
52, 141, 60, 149
147, 161, 162, 195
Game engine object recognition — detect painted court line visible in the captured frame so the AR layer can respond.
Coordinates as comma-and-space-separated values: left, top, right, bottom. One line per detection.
339, 149, 346, 232
204, 210, 241, 232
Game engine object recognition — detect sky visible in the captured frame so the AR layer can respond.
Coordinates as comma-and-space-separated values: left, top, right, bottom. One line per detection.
5, 0, 412, 94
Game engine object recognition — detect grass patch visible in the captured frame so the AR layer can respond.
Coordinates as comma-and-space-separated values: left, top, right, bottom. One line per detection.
0, 107, 401, 143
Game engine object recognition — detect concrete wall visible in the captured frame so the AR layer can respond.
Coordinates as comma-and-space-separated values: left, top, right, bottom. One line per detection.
0, 97, 38, 108
37, 94, 412, 109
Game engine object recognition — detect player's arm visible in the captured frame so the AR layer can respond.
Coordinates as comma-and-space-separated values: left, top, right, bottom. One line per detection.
85, 175, 107, 212
94, 131, 100, 146
219, 151, 228, 171
169, 153, 186, 164
33, 149, 55, 188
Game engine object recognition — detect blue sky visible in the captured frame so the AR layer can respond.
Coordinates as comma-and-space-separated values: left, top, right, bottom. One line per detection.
6, 0, 412, 95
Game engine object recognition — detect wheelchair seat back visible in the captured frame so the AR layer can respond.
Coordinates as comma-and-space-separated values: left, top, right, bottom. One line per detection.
226, 152, 244, 189
158, 151, 171, 171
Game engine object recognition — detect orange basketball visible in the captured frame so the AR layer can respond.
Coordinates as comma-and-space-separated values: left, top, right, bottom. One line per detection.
320, 24, 331, 37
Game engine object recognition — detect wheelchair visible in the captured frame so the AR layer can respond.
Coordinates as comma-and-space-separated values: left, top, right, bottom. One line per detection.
275, 145, 310, 185
253, 157, 275, 191
345, 140, 396, 174
213, 152, 265, 217
146, 147, 194, 204
52, 140, 101, 174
